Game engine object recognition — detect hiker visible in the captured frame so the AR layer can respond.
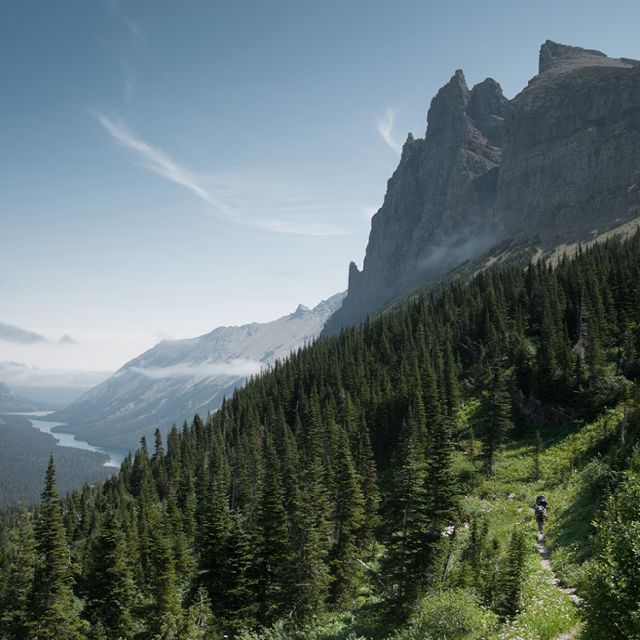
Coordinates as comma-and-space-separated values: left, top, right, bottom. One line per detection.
534, 494, 548, 533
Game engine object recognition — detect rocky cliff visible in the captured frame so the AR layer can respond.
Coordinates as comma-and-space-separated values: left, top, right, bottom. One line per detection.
324, 41, 640, 335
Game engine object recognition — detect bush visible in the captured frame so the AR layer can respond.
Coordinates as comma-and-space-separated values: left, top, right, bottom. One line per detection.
398, 589, 498, 640
582, 470, 640, 640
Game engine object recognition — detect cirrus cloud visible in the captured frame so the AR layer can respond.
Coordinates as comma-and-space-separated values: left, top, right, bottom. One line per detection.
93, 112, 349, 237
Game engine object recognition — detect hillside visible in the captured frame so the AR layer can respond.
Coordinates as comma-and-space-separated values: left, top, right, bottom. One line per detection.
52, 293, 344, 450
0, 382, 51, 413
324, 41, 640, 335
2, 233, 639, 639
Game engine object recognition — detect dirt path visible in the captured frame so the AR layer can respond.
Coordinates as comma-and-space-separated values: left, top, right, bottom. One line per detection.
536, 532, 583, 606
536, 532, 582, 639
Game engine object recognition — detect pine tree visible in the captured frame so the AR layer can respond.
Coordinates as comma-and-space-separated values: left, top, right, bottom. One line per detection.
221, 514, 258, 633
29, 455, 87, 640
85, 509, 138, 639
482, 368, 512, 476
149, 522, 182, 640
0, 503, 36, 640
497, 527, 528, 617
426, 415, 457, 548
329, 426, 365, 606
385, 427, 431, 614
254, 438, 295, 625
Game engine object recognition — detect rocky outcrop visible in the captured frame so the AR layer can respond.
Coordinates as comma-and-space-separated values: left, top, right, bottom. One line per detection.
324, 41, 640, 335
326, 71, 506, 331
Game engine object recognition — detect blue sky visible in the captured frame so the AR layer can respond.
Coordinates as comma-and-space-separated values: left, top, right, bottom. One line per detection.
1, 0, 639, 390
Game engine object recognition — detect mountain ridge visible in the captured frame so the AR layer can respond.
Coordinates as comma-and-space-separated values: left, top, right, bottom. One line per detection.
324, 40, 640, 335
52, 292, 345, 449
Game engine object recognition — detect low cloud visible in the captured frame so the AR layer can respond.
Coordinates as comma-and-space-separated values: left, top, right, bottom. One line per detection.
0, 361, 110, 388
130, 358, 263, 380
416, 233, 497, 275
0, 321, 76, 346
0, 322, 47, 344
377, 108, 402, 155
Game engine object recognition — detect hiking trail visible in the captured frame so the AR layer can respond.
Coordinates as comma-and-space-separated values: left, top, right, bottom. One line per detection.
537, 530, 582, 640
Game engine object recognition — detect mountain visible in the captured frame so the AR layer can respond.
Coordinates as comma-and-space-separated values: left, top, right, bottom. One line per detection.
52, 293, 345, 450
0, 382, 51, 413
324, 41, 640, 335
4, 231, 640, 638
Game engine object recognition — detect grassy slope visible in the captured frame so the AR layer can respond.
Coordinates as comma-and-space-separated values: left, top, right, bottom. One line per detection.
243, 403, 627, 640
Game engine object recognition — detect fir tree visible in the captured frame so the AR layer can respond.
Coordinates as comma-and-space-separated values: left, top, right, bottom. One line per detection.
254, 438, 295, 625
0, 503, 36, 640
329, 426, 365, 606
85, 509, 137, 639
482, 368, 512, 476
29, 455, 87, 640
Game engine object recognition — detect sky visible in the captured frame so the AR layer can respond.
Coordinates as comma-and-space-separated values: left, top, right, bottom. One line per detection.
1, 0, 639, 396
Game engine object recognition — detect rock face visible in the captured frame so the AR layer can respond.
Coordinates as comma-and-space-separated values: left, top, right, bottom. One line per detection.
324, 41, 640, 335
52, 293, 345, 450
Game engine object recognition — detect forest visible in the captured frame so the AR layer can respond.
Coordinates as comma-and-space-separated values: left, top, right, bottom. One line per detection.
0, 415, 112, 508
1, 234, 640, 640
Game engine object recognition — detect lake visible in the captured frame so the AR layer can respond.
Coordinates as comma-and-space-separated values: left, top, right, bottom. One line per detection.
24, 417, 126, 468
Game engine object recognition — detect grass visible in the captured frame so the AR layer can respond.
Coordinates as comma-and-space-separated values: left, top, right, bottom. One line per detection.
244, 405, 628, 640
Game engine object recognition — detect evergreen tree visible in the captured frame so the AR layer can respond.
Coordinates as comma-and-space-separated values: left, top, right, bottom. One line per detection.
0, 503, 36, 640
29, 455, 87, 640
149, 522, 182, 640
254, 438, 295, 625
385, 427, 431, 614
85, 509, 137, 640
329, 426, 365, 606
496, 527, 527, 617
482, 368, 512, 476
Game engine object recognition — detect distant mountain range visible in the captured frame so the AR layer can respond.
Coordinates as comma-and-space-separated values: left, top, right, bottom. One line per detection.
0, 382, 51, 413
52, 293, 345, 450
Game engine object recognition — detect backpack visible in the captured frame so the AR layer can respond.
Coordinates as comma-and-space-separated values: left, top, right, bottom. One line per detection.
536, 495, 548, 508
535, 504, 546, 519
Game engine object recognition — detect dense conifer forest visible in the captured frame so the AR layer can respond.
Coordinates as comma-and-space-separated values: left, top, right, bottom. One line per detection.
2, 234, 640, 639
0, 415, 113, 508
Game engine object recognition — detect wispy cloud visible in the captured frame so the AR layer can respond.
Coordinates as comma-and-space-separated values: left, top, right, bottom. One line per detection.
93, 112, 348, 236
0, 321, 76, 346
104, 0, 144, 43
93, 113, 223, 208
377, 108, 402, 155
130, 358, 262, 380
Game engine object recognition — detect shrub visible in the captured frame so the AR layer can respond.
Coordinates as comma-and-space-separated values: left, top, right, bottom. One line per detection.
399, 589, 498, 640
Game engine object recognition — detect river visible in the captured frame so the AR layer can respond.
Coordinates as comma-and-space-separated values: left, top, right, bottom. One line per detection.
10, 413, 126, 468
